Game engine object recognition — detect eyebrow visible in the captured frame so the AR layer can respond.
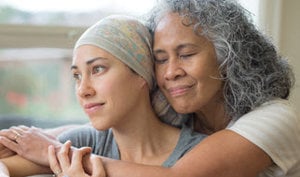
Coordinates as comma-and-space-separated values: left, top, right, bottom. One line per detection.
153, 43, 198, 55
70, 57, 108, 70
177, 43, 198, 51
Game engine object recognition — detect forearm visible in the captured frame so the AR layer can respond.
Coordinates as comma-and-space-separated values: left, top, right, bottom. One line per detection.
102, 157, 177, 177
98, 130, 271, 177
1, 155, 52, 177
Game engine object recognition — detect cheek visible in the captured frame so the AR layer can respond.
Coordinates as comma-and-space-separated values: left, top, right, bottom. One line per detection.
95, 80, 114, 95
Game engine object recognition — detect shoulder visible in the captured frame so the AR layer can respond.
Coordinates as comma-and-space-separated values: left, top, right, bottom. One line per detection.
58, 125, 111, 148
180, 124, 207, 145
162, 124, 206, 167
228, 99, 298, 134
175, 124, 206, 155
228, 99, 300, 174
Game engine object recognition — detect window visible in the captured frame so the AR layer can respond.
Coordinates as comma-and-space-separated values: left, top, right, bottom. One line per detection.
0, 0, 157, 128
0, 0, 260, 129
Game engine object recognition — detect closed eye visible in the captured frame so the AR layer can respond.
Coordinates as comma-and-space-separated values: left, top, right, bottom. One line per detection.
154, 57, 168, 64
179, 53, 196, 59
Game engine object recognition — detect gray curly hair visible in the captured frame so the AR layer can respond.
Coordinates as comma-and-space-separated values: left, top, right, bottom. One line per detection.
145, 0, 294, 120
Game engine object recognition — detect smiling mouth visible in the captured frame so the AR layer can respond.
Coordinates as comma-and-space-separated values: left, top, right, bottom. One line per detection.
167, 85, 194, 97
84, 103, 105, 115
84, 103, 104, 109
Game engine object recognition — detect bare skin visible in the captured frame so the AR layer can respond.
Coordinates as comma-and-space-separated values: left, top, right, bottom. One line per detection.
48, 141, 106, 177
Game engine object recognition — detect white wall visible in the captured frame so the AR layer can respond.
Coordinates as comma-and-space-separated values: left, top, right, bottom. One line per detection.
280, 0, 300, 110
258, 0, 300, 110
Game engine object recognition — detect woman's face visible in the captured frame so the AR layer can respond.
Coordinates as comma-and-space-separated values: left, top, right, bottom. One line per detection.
72, 45, 145, 130
153, 13, 223, 114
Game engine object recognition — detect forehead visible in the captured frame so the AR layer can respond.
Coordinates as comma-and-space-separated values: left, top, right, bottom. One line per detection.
72, 45, 117, 64
155, 13, 188, 32
154, 13, 209, 50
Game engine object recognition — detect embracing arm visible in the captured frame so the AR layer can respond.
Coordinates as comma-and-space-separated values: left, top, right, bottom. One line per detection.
0, 155, 51, 177
101, 130, 272, 177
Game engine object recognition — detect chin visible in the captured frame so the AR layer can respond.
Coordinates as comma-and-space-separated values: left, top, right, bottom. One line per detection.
90, 121, 110, 131
173, 106, 192, 114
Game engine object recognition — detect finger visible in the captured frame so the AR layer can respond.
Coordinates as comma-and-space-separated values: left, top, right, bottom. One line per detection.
7, 127, 23, 142
91, 155, 106, 177
10, 126, 25, 137
17, 125, 30, 131
0, 136, 19, 152
71, 147, 92, 168
57, 140, 72, 169
0, 129, 20, 141
48, 145, 62, 176
0, 129, 9, 136
0, 148, 16, 158
30, 126, 42, 131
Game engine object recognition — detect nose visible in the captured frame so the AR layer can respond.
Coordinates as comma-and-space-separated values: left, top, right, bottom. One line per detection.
77, 77, 96, 98
164, 59, 185, 80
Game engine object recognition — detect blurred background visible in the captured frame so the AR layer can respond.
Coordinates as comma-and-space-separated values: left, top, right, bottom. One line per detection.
0, 0, 299, 129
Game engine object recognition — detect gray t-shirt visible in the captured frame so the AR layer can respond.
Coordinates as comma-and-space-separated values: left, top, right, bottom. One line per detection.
59, 124, 206, 167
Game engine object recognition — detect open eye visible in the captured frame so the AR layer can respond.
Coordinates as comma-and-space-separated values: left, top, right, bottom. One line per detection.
72, 72, 82, 81
92, 65, 106, 74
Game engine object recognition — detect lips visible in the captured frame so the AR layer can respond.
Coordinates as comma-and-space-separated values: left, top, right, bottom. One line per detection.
83, 102, 105, 115
167, 84, 195, 97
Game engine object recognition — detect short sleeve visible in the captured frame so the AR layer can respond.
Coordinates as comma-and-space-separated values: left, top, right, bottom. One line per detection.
227, 99, 300, 175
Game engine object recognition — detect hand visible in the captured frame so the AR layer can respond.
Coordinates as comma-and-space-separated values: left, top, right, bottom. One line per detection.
48, 141, 106, 177
0, 125, 62, 166
0, 142, 16, 159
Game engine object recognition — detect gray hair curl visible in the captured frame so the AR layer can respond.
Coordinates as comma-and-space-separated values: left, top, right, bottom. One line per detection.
145, 0, 294, 120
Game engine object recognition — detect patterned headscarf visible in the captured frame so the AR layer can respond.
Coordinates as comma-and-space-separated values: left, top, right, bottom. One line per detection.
75, 15, 154, 90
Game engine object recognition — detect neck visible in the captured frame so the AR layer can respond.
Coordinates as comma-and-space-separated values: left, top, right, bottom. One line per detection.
112, 95, 180, 165
194, 100, 230, 134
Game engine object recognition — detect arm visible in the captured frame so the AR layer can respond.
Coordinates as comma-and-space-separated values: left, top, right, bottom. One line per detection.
0, 126, 62, 166
100, 130, 271, 177
99, 101, 298, 177
0, 124, 83, 161
0, 155, 51, 177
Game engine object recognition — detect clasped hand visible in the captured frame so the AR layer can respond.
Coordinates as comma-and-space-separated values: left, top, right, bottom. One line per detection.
48, 141, 106, 177
0, 125, 60, 166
